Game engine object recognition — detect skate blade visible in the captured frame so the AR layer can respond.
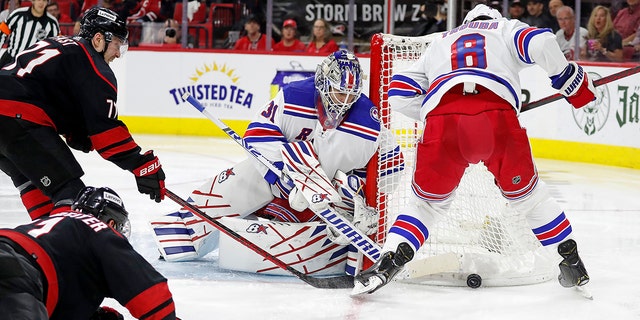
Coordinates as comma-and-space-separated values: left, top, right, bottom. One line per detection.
575, 284, 593, 300
350, 277, 383, 296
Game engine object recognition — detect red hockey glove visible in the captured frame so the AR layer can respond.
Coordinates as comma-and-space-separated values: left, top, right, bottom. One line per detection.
132, 150, 166, 202
90, 306, 124, 320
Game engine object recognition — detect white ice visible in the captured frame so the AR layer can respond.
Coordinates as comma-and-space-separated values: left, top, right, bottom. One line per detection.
1, 135, 639, 320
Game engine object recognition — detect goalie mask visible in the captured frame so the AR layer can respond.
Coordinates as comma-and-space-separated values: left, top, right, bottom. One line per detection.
72, 186, 131, 238
315, 50, 363, 130
462, 4, 502, 24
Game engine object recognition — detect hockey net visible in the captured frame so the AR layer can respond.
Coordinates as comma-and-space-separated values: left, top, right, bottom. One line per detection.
365, 33, 555, 286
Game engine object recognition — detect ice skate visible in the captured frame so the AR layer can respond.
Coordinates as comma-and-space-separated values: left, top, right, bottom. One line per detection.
351, 242, 414, 295
557, 239, 589, 287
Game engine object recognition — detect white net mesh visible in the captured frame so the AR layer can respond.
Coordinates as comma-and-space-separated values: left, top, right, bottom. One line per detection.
368, 33, 555, 286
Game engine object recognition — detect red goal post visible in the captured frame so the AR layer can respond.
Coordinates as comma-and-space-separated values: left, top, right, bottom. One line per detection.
365, 33, 556, 286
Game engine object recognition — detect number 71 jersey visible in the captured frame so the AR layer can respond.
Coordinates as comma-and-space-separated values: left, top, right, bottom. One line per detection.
389, 18, 566, 119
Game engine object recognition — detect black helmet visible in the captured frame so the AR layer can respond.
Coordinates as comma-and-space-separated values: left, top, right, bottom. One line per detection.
79, 7, 128, 42
72, 186, 131, 237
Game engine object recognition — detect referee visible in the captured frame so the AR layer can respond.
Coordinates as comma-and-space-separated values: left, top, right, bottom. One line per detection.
0, 0, 59, 67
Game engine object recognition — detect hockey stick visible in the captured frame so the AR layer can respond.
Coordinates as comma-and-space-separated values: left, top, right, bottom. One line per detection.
522, 65, 640, 112
181, 92, 383, 261
165, 189, 354, 289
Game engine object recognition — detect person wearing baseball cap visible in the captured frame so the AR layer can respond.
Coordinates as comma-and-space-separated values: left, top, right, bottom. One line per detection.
273, 18, 306, 52
522, 0, 559, 32
509, 0, 526, 20
233, 14, 275, 51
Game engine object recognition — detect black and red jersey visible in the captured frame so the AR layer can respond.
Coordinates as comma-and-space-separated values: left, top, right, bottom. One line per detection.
0, 212, 176, 319
0, 36, 143, 171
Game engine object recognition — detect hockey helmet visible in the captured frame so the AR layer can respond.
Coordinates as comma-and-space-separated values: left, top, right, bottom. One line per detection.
72, 186, 131, 238
315, 49, 363, 130
463, 4, 503, 24
79, 7, 128, 53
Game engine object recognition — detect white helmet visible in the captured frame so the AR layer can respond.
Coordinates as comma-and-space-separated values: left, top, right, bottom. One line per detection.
463, 4, 503, 24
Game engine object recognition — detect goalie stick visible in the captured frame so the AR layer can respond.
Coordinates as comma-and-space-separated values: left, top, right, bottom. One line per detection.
181, 92, 383, 262
522, 65, 640, 112
165, 189, 354, 289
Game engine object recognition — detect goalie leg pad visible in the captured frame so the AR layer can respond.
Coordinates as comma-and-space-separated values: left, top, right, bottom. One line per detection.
190, 159, 275, 219
150, 208, 219, 261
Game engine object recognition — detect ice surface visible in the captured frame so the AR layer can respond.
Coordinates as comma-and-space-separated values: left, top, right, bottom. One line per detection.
1, 135, 639, 319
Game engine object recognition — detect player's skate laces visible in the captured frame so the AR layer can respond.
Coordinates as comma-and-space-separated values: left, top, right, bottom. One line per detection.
557, 239, 589, 287
351, 242, 414, 295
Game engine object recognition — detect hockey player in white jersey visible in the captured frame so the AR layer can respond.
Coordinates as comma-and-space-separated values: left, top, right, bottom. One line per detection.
353, 4, 594, 294
150, 50, 403, 275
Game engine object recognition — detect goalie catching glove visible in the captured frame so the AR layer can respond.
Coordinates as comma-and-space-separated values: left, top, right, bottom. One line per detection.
551, 61, 596, 109
132, 150, 166, 202
330, 170, 377, 243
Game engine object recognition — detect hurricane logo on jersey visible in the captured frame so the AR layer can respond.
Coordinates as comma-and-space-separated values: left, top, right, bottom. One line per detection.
217, 168, 235, 183
571, 72, 610, 136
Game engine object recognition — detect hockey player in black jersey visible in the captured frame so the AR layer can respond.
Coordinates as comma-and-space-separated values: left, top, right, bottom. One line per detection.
0, 7, 166, 221
0, 186, 177, 319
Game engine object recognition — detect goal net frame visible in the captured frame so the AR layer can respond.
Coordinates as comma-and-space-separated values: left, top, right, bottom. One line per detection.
365, 33, 555, 287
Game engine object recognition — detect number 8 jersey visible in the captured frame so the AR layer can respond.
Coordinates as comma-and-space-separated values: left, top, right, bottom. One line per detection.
389, 18, 569, 120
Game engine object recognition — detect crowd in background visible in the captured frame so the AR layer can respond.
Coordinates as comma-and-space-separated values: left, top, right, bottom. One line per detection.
489, 0, 639, 62
1, 0, 639, 62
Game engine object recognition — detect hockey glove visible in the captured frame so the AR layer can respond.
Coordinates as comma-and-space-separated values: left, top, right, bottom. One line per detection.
551, 62, 596, 109
90, 306, 124, 320
64, 134, 93, 153
132, 150, 166, 202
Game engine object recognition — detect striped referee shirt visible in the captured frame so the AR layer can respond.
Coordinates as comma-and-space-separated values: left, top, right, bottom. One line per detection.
0, 6, 59, 61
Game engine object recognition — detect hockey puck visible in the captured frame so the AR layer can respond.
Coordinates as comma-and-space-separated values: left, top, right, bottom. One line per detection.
466, 274, 482, 288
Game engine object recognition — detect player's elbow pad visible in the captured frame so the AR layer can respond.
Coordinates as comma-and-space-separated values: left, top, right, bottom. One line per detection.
550, 62, 595, 109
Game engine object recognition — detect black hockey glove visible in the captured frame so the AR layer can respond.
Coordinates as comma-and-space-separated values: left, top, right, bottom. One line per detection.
90, 306, 124, 320
132, 150, 166, 203
64, 134, 93, 153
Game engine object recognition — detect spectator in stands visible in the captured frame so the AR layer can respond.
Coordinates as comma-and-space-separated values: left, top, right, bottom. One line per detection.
508, 0, 526, 20
555, 6, 587, 60
47, 2, 73, 23
273, 18, 305, 52
411, 0, 447, 36
127, 0, 164, 22
626, 26, 640, 59
160, 18, 194, 48
521, 0, 558, 32
613, 0, 640, 46
548, 0, 563, 19
0, 0, 59, 67
583, 5, 624, 62
233, 14, 275, 51
489, 0, 501, 11
0, 0, 20, 23
305, 18, 338, 54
